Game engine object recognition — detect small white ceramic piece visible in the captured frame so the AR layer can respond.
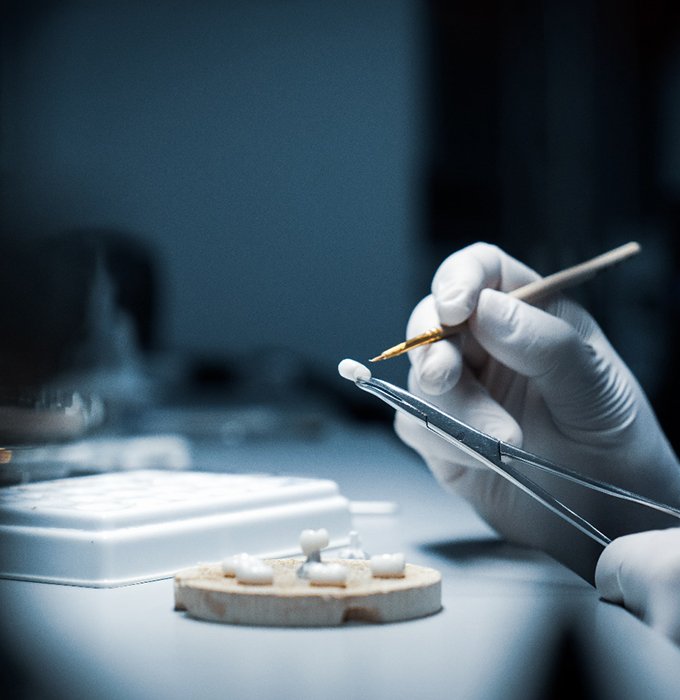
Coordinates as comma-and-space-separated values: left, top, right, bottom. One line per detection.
221, 553, 258, 577
297, 528, 330, 579
235, 558, 274, 585
306, 562, 348, 587
336, 530, 368, 560
299, 528, 329, 556
337, 359, 371, 383
370, 553, 406, 578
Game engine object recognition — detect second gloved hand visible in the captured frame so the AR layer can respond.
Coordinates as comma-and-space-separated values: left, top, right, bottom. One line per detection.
395, 243, 680, 580
596, 528, 680, 644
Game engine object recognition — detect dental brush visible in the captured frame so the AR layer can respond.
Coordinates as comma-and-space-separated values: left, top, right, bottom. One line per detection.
370, 240, 641, 362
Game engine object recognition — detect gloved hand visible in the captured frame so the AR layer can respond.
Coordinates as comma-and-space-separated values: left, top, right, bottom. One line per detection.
394, 243, 680, 581
596, 528, 680, 644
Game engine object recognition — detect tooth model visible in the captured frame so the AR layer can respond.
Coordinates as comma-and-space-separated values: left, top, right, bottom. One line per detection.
370, 553, 406, 578
306, 562, 348, 587
235, 559, 274, 585
297, 528, 330, 579
221, 553, 258, 577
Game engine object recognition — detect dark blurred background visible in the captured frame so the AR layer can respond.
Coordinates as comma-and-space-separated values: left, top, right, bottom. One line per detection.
1, 0, 679, 447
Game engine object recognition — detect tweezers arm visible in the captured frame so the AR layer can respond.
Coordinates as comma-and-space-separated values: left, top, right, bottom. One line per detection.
356, 376, 613, 546
425, 423, 612, 547
499, 442, 680, 521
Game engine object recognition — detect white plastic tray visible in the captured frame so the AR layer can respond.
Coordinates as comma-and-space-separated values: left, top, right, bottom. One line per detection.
0, 470, 352, 587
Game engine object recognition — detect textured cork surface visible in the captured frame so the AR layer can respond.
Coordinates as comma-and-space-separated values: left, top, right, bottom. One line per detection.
174, 558, 442, 626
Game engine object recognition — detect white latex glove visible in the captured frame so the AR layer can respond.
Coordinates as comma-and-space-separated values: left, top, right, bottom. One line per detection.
395, 243, 680, 581
596, 528, 680, 643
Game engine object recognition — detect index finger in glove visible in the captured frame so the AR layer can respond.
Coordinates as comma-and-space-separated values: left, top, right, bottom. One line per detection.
432, 243, 539, 326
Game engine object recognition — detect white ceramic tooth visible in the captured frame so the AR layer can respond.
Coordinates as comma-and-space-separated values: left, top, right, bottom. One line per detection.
221, 553, 257, 577
337, 359, 371, 382
299, 528, 329, 555
235, 559, 274, 585
370, 553, 406, 578
306, 562, 348, 587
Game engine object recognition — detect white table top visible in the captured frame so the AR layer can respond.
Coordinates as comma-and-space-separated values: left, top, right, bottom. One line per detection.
2, 423, 680, 699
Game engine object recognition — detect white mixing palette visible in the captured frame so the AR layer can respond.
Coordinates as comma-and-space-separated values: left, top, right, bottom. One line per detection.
0, 470, 352, 587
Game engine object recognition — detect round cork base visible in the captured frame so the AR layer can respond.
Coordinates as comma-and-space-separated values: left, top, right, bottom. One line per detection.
174, 558, 442, 627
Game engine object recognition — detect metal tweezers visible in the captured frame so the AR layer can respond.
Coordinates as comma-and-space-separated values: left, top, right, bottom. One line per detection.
355, 374, 680, 546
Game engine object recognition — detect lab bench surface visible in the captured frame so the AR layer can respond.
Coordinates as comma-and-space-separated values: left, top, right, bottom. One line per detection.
2, 424, 680, 700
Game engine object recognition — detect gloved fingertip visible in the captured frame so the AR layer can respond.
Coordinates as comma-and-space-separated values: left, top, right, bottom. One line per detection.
426, 456, 467, 491
594, 538, 626, 603
408, 336, 462, 396
434, 287, 477, 326
415, 348, 461, 395
417, 362, 460, 396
